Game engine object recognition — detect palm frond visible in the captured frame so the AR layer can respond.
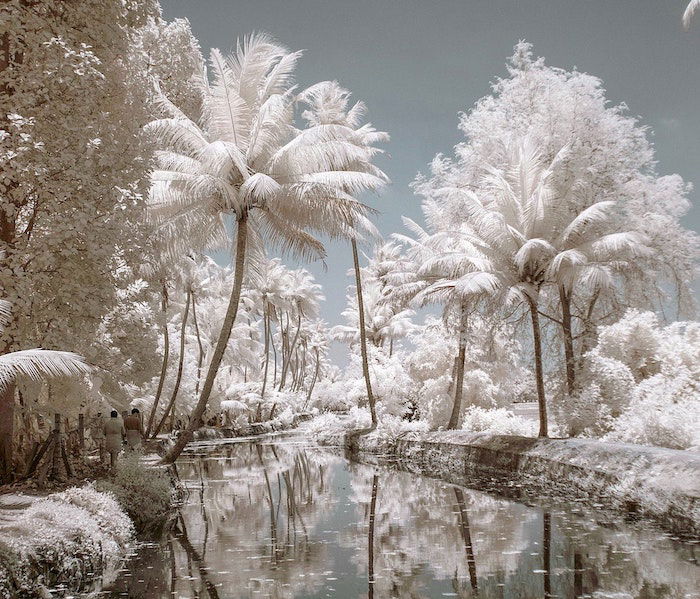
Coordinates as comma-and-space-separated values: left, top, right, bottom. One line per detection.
0, 349, 91, 389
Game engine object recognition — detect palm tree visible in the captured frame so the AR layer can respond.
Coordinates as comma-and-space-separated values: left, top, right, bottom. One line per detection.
684, 1, 699, 29
148, 35, 384, 462
393, 219, 483, 430
0, 300, 91, 481
152, 256, 198, 437
298, 81, 390, 431
413, 137, 647, 436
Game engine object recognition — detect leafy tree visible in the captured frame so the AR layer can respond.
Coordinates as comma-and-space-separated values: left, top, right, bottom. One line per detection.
298, 81, 390, 431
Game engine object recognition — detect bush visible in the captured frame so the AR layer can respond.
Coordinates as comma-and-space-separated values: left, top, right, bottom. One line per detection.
570, 310, 700, 449
97, 451, 173, 532
460, 406, 536, 436
0, 485, 133, 598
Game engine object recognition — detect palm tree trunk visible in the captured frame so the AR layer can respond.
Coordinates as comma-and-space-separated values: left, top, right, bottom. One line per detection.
153, 288, 191, 438
352, 237, 377, 428
278, 310, 301, 391
191, 290, 204, 396
261, 305, 271, 399
164, 213, 248, 464
527, 295, 548, 438
303, 347, 321, 410
558, 285, 576, 395
146, 283, 170, 438
447, 305, 468, 430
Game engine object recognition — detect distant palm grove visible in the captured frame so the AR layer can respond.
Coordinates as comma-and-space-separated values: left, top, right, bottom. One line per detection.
1, 0, 699, 483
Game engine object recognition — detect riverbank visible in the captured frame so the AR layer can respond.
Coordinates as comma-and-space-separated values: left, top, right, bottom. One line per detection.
0, 450, 175, 598
318, 430, 700, 538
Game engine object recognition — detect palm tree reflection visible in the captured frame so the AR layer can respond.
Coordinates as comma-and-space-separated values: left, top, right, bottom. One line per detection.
453, 486, 478, 596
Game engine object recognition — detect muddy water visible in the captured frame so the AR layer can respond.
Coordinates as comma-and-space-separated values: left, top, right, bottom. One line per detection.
104, 438, 699, 598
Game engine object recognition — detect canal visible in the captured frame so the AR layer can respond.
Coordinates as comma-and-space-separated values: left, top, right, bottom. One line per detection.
104, 437, 699, 598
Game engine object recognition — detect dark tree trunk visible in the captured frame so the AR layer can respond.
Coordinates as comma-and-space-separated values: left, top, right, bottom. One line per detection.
528, 295, 548, 438
447, 304, 468, 430
261, 305, 271, 399
164, 213, 248, 464
153, 288, 191, 437
191, 291, 204, 396
146, 283, 170, 438
559, 284, 576, 395
352, 238, 376, 429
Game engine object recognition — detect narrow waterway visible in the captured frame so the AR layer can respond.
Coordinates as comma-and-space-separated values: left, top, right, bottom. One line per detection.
104, 438, 699, 598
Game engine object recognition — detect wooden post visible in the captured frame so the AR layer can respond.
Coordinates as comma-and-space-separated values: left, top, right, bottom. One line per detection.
78, 413, 85, 450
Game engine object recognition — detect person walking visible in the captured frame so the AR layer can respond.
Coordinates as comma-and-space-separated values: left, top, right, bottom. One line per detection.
103, 410, 125, 470
90, 411, 106, 464
124, 408, 144, 450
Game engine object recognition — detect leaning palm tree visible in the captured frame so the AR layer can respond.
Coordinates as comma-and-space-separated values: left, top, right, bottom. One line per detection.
684, 1, 699, 29
298, 81, 389, 431
147, 34, 385, 462
0, 300, 91, 480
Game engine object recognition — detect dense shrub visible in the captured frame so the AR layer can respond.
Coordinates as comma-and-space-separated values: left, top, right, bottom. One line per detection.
561, 310, 700, 449
0, 485, 133, 598
97, 452, 173, 532
460, 406, 536, 436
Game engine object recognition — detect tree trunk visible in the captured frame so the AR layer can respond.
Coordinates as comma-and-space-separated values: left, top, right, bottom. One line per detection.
261, 304, 271, 399
527, 295, 548, 438
0, 382, 16, 482
163, 213, 249, 464
191, 291, 204, 396
352, 237, 377, 428
278, 309, 301, 391
153, 288, 191, 438
447, 305, 468, 430
558, 285, 576, 395
146, 283, 170, 437
303, 347, 321, 410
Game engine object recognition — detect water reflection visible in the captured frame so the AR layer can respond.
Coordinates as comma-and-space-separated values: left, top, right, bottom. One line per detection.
105, 440, 699, 599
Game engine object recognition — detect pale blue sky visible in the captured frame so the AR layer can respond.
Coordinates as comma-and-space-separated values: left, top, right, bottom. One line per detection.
161, 0, 700, 353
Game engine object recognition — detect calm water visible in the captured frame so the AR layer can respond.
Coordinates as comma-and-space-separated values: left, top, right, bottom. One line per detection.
104, 438, 699, 599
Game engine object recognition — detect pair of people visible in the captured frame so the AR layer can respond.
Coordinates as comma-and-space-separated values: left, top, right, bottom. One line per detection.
102, 408, 144, 469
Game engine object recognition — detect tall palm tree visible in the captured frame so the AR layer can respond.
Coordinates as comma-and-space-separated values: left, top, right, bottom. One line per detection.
298, 81, 389, 430
0, 300, 91, 481
152, 256, 198, 437
148, 35, 384, 462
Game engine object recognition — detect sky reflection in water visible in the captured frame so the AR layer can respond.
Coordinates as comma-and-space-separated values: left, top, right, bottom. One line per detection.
106, 439, 699, 599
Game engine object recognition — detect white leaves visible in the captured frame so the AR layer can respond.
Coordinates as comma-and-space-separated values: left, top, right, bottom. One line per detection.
240, 172, 281, 204
558, 200, 616, 246
0, 349, 91, 390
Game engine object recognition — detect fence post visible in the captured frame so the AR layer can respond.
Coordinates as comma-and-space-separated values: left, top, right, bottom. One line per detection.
78, 413, 85, 451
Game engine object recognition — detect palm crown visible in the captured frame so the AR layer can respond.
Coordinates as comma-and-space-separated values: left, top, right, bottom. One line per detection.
147, 33, 385, 263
